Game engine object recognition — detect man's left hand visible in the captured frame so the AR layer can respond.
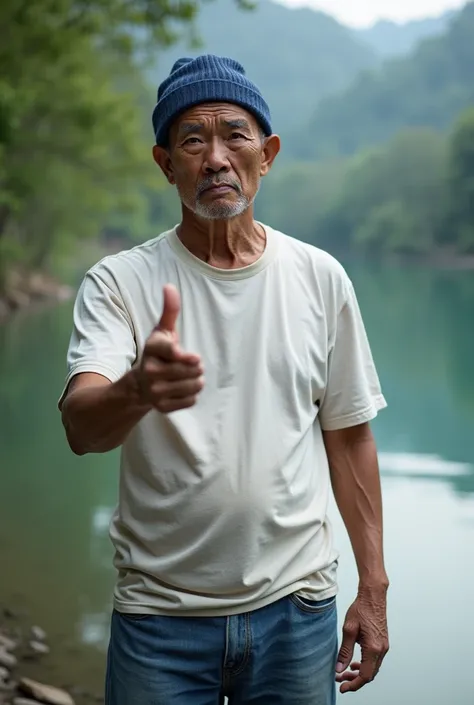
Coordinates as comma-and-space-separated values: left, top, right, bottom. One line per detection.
335, 588, 389, 693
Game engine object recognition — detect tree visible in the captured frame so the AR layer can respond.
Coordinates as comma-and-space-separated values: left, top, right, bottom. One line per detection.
446, 107, 474, 252
255, 158, 347, 243
0, 0, 249, 289
258, 127, 449, 256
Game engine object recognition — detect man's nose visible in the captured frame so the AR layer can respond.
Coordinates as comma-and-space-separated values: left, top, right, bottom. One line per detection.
203, 138, 230, 174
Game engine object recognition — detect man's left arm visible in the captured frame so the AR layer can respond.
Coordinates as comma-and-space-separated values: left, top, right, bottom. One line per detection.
323, 421, 389, 694
317, 271, 389, 694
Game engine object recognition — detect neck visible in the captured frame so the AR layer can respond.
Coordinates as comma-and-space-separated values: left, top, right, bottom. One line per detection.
177, 206, 266, 269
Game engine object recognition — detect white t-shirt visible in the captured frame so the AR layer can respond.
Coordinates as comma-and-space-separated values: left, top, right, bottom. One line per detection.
60, 224, 386, 616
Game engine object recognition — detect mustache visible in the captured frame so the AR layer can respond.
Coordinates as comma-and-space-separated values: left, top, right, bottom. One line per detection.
196, 176, 242, 197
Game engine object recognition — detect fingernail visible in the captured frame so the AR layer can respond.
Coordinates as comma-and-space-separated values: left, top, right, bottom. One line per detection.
336, 662, 344, 673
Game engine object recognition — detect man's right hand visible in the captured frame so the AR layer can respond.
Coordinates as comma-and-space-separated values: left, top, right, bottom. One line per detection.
137, 284, 204, 414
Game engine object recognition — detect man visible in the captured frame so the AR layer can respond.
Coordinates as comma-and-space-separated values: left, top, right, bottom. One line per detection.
59, 55, 389, 705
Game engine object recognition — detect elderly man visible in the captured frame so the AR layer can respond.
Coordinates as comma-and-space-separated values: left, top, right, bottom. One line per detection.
59, 55, 389, 705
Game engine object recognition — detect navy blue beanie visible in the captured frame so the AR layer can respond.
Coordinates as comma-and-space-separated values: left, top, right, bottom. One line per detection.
152, 54, 272, 146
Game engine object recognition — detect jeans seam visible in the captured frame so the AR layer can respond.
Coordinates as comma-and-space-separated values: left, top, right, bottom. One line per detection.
223, 616, 231, 679
223, 613, 252, 677
228, 611, 252, 677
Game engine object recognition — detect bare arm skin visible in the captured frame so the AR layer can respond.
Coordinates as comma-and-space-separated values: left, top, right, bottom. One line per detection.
323, 421, 389, 694
60, 284, 204, 456
60, 371, 151, 455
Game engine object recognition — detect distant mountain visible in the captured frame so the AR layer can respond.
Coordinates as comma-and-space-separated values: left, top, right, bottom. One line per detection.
357, 10, 457, 58
151, 0, 377, 141
304, 2, 474, 160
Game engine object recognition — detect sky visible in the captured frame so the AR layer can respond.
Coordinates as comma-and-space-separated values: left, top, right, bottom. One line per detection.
279, 0, 467, 27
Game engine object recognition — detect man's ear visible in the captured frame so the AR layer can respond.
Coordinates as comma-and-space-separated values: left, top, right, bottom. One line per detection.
260, 134, 281, 177
153, 145, 175, 185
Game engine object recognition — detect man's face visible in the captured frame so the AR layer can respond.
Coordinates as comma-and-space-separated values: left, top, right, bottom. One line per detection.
154, 103, 280, 220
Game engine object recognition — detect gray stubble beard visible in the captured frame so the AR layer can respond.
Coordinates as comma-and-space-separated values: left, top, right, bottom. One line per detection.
195, 193, 251, 220
179, 178, 260, 221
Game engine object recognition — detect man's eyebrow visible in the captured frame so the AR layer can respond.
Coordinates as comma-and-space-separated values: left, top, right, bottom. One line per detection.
177, 118, 252, 137
178, 123, 204, 136
224, 119, 251, 131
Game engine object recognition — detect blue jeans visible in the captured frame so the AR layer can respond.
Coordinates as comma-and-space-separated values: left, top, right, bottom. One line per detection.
105, 593, 338, 705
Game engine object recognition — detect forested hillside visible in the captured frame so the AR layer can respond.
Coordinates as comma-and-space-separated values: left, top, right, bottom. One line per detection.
258, 111, 474, 256
303, 2, 474, 159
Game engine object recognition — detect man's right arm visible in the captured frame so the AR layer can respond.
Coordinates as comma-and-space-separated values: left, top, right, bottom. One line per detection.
60, 370, 151, 456
60, 283, 204, 456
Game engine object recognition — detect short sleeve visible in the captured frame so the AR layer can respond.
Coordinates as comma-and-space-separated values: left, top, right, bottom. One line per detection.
58, 267, 136, 408
318, 278, 387, 431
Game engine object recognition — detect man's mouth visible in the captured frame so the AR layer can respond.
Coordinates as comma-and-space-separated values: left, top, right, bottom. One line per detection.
203, 184, 235, 194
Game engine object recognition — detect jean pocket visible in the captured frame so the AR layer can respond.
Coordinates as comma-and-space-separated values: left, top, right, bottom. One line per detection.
289, 594, 337, 614
115, 610, 151, 621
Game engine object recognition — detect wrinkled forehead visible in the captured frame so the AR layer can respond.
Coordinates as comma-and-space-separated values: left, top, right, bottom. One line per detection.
170, 102, 261, 140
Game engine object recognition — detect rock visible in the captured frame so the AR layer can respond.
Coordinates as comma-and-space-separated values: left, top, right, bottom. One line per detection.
0, 650, 17, 669
0, 666, 9, 681
3, 608, 17, 619
27, 274, 50, 298
6, 289, 30, 309
29, 642, 50, 656
56, 285, 74, 302
0, 298, 11, 318
67, 688, 86, 698
30, 627, 47, 643
14, 699, 45, 705
18, 679, 75, 705
0, 634, 18, 652
0, 678, 16, 692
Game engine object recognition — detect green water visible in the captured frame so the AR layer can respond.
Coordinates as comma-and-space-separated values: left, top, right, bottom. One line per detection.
0, 261, 473, 703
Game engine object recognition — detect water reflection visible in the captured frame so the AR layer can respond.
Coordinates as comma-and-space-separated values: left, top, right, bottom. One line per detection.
344, 262, 474, 501
330, 475, 472, 705
379, 451, 474, 495
78, 610, 112, 648
379, 452, 471, 476
92, 507, 114, 535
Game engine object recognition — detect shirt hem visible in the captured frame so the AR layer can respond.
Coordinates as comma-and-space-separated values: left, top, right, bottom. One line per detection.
57, 362, 123, 409
320, 394, 387, 431
113, 583, 339, 618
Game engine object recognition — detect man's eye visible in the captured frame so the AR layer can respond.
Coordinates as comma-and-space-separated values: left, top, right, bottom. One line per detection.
183, 137, 202, 145
230, 132, 246, 140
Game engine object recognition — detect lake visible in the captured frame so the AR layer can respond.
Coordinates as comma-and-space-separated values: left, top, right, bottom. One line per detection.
0, 260, 473, 704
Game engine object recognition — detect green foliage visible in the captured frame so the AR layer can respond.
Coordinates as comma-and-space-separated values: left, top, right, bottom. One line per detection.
446, 107, 474, 252
256, 159, 347, 241
0, 0, 248, 287
354, 201, 417, 252
258, 125, 474, 257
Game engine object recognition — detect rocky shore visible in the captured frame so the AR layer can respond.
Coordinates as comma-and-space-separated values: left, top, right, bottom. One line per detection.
0, 271, 74, 321
0, 612, 103, 705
